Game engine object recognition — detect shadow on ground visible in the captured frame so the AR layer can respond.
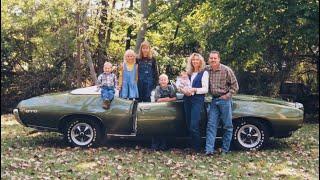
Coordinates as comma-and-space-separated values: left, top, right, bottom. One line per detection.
5, 131, 293, 152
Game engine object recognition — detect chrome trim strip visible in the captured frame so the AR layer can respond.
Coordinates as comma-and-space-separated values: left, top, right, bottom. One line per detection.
27, 125, 58, 131
134, 115, 137, 133
13, 109, 25, 126
106, 134, 221, 138
58, 113, 105, 126
107, 133, 137, 137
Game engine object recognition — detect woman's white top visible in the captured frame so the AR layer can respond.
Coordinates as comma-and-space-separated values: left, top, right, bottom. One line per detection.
190, 71, 209, 95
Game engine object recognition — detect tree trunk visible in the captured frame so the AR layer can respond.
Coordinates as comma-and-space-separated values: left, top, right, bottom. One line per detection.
316, 55, 319, 93
134, 0, 149, 53
105, 0, 116, 52
75, 3, 82, 87
125, 0, 134, 50
125, 27, 133, 50
97, 0, 109, 74
166, 22, 180, 76
82, 1, 97, 84
83, 40, 98, 84
168, 18, 181, 55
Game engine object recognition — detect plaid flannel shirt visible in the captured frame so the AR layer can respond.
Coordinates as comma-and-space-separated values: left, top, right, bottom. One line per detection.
96, 72, 118, 87
205, 64, 239, 98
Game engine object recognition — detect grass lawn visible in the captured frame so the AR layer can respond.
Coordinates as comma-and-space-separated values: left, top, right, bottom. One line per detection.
1, 114, 319, 179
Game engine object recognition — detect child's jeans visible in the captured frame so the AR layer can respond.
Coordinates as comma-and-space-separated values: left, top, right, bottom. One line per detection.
101, 86, 115, 101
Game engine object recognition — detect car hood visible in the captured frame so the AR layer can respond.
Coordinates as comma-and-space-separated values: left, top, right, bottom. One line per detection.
232, 94, 302, 108
17, 92, 69, 107
204, 94, 302, 108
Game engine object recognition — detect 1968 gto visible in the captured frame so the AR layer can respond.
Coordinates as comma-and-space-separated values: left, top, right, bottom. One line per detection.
13, 86, 304, 150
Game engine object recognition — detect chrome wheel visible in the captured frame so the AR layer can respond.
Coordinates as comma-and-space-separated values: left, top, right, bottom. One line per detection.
237, 124, 261, 148
70, 123, 94, 146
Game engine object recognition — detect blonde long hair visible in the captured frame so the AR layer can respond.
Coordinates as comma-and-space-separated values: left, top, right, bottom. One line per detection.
137, 41, 153, 59
123, 49, 136, 64
185, 53, 205, 75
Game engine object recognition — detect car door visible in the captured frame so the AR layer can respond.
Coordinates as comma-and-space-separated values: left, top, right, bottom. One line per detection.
136, 100, 186, 136
136, 99, 208, 137
97, 97, 136, 134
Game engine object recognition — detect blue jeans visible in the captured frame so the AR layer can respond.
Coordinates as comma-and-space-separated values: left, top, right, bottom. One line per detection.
205, 98, 233, 153
184, 95, 204, 152
138, 79, 153, 102
101, 86, 115, 101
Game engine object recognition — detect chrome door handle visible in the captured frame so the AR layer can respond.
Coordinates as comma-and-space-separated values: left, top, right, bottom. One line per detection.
140, 107, 151, 111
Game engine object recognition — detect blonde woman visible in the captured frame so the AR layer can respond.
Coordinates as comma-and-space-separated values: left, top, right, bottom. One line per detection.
118, 49, 139, 99
182, 53, 209, 152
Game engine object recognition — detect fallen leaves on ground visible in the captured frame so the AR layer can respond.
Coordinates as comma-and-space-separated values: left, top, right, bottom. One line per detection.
1, 114, 319, 179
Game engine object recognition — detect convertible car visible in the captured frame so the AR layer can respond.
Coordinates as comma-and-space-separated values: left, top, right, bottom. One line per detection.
13, 86, 304, 150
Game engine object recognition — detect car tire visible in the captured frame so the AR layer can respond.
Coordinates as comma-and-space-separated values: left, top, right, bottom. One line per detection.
233, 120, 269, 151
65, 119, 102, 148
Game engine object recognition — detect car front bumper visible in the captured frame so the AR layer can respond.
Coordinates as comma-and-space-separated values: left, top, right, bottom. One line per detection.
13, 108, 26, 126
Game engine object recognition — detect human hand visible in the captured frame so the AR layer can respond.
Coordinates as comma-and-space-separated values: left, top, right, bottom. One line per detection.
116, 86, 121, 90
179, 87, 186, 93
190, 88, 197, 94
157, 98, 164, 102
158, 97, 170, 102
184, 89, 192, 96
219, 94, 230, 100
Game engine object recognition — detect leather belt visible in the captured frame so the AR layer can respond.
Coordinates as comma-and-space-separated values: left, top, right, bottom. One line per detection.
212, 92, 228, 98
212, 94, 221, 98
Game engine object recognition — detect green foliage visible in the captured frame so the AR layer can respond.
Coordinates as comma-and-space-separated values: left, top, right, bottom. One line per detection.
205, 0, 319, 95
1, 0, 319, 113
1, 0, 78, 113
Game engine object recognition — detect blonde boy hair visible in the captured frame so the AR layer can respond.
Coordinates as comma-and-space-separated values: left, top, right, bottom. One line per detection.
159, 74, 169, 81
185, 53, 205, 75
137, 41, 153, 59
123, 49, 136, 64
104, 61, 112, 67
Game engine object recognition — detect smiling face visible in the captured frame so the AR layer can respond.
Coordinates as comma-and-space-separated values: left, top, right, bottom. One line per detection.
209, 53, 220, 69
103, 63, 113, 73
126, 52, 135, 64
159, 75, 169, 88
141, 45, 150, 57
191, 55, 202, 70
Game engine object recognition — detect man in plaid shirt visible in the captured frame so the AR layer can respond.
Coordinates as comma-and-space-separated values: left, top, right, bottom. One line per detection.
205, 51, 239, 155
96, 62, 118, 109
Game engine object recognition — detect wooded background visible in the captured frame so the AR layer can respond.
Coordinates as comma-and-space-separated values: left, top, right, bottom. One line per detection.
1, 0, 319, 113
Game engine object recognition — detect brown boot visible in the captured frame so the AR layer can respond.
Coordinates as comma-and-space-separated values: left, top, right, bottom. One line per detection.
102, 100, 110, 109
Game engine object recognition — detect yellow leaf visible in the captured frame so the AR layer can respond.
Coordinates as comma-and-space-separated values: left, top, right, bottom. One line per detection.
75, 162, 97, 170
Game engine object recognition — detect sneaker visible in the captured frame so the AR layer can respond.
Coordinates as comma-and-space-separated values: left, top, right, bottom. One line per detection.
150, 145, 161, 151
151, 139, 160, 151
205, 151, 216, 156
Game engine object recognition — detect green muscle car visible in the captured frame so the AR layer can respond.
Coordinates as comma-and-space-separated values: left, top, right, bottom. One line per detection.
13, 86, 304, 150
